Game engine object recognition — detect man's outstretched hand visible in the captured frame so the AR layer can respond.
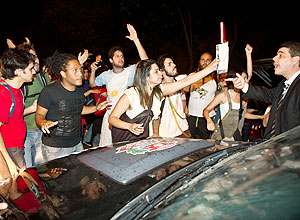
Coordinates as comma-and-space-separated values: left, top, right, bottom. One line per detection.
225, 73, 246, 90
126, 24, 138, 41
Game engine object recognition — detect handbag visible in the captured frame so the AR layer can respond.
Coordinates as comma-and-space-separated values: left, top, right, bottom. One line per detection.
111, 91, 155, 143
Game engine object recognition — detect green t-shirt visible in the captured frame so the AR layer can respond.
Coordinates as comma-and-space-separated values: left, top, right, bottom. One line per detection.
24, 73, 51, 131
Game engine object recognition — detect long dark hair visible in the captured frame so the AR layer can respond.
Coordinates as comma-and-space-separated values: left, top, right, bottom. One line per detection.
133, 59, 163, 108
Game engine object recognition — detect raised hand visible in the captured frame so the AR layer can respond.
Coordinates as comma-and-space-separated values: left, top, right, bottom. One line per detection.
206, 58, 219, 73
126, 24, 138, 41
78, 49, 89, 66
245, 44, 253, 55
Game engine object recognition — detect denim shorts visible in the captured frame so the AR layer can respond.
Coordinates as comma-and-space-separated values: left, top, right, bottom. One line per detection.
41, 142, 84, 164
6, 148, 26, 170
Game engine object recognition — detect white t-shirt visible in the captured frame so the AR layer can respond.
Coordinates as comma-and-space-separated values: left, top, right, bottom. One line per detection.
159, 90, 189, 137
188, 79, 217, 117
124, 87, 161, 136
95, 64, 136, 114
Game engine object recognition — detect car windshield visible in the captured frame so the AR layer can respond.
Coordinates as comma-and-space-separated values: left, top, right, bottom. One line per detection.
144, 126, 300, 220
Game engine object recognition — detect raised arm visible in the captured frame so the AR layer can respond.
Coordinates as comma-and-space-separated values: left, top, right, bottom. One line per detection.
126, 24, 148, 60
162, 59, 218, 95
245, 44, 253, 82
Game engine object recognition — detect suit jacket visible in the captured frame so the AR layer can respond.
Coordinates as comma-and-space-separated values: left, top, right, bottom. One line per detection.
245, 74, 300, 139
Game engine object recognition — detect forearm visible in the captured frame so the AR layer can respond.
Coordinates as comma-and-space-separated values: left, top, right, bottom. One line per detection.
133, 38, 148, 60
203, 109, 213, 122
246, 53, 253, 81
245, 112, 264, 120
163, 68, 211, 95
108, 116, 131, 130
23, 106, 35, 116
89, 70, 96, 88
0, 133, 16, 171
81, 106, 97, 115
245, 84, 276, 104
35, 112, 47, 128
152, 119, 160, 137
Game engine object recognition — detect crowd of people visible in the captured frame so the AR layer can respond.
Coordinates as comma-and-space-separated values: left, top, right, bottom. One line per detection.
1, 23, 300, 217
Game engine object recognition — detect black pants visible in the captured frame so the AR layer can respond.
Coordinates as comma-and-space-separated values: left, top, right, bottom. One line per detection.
187, 115, 211, 139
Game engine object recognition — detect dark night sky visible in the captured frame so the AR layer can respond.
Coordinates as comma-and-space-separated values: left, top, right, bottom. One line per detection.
1, 0, 299, 72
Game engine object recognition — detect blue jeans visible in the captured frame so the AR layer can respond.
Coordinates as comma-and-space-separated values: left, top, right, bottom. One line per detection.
41, 142, 84, 164
24, 129, 43, 167
7, 148, 26, 170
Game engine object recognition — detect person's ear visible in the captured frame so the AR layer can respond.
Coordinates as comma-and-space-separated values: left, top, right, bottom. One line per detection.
14, 69, 23, 77
109, 58, 113, 64
292, 56, 300, 67
7, 39, 16, 48
60, 70, 67, 79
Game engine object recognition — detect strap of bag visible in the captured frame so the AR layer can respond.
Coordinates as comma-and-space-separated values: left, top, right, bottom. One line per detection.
147, 89, 155, 110
0, 81, 16, 118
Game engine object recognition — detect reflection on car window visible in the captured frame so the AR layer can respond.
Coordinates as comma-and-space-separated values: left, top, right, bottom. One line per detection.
149, 134, 300, 219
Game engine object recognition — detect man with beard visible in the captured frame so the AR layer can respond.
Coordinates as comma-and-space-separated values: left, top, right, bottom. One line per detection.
89, 24, 148, 146
157, 54, 191, 138
187, 52, 217, 139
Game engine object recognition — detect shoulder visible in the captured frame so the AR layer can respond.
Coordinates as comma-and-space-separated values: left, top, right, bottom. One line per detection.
126, 64, 136, 75
125, 87, 138, 96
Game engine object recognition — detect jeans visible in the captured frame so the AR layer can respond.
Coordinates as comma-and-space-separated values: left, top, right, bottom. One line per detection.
41, 142, 84, 164
24, 129, 43, 167
7, 148, 26, 170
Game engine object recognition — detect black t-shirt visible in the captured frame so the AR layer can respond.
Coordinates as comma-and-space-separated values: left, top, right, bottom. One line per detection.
38, 82, 85, 147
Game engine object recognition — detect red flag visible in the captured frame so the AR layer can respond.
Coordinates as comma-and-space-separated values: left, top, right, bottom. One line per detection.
220, 22, 226, 43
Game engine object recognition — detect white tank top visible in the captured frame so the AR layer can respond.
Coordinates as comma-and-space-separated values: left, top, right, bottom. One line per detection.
219, 90, 241, 120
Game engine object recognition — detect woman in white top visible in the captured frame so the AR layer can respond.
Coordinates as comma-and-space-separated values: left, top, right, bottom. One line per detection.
108, 59, 218, 142
203, 70, 265, 141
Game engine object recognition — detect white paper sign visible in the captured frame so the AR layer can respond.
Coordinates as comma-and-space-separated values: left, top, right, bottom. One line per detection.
216, 42, 229, 74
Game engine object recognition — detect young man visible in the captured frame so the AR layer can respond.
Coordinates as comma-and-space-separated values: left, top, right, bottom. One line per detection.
89, 24, 148, 146
35, 53, 110, 163
157, 54, 190, 138
228, 41, 300, 139
7, 38, 51, 167
0, 48, 36, 175
187, 52, 217, 139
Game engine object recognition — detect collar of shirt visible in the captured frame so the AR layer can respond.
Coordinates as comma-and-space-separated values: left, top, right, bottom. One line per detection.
286, 69, 300, 86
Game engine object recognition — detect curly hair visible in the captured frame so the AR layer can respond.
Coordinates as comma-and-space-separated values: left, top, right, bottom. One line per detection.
44, 52, 77, 80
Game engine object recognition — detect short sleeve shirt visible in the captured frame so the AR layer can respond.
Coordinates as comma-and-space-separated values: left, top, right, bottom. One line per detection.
0, 80, 26, 149
95, 64, 136, 114
38, 82, 85, 148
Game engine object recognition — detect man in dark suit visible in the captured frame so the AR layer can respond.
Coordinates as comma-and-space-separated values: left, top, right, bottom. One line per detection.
227, 41, 300, 139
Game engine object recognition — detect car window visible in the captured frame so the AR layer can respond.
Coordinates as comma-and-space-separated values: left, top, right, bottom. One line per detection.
146, 127, 300, 219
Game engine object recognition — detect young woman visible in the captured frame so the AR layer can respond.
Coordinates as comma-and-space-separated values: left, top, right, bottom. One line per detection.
203, 70, 265, 141
108, 58, 217, 142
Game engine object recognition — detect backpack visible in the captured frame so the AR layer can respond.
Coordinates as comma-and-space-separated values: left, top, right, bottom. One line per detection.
0, 80, 15, 118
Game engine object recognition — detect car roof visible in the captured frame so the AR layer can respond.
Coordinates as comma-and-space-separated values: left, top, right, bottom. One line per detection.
78, 138, 214, 184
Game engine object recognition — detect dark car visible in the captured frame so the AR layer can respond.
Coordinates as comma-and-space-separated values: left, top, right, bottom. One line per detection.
1, 125, 300, 219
